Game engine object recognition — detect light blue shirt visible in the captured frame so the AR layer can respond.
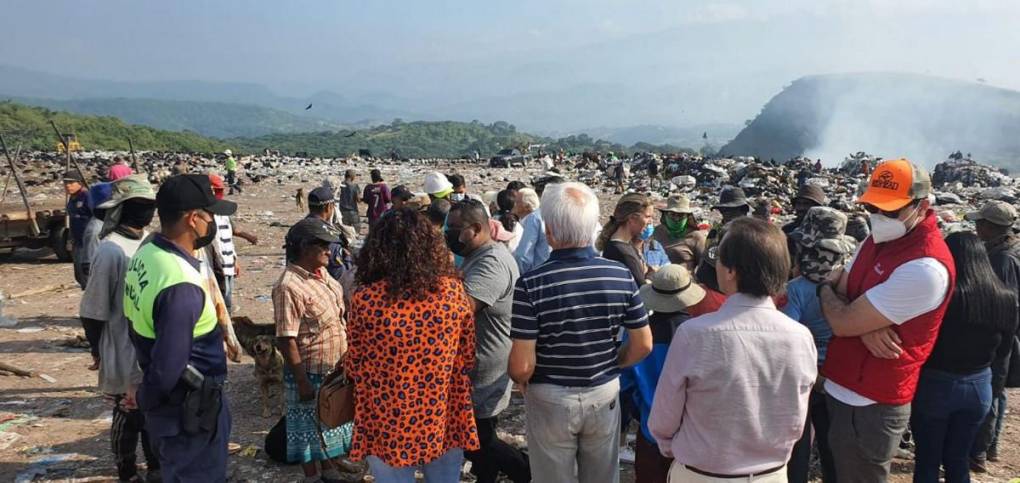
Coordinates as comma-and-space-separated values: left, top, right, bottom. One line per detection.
514, 211, 551, 275
643, 240, 670, 268
781, 276, 832, 364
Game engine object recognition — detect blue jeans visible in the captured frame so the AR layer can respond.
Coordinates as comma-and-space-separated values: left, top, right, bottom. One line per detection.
911, 368, 992, 483
366, 448, 464, 483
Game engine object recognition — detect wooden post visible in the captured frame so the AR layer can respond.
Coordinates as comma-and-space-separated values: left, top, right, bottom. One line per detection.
0, 134, 40, 235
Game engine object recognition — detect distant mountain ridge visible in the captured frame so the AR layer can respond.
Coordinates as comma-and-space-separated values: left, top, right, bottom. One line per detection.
721, 73, 1020, 169
11, 97, 346, 138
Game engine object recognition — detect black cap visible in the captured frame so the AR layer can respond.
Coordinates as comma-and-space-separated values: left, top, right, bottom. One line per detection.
287, 217, 340, 245
308, 187, 335, 207
156, 174, 237, 216
62, 170, 85, 183
391, 185, 413, 201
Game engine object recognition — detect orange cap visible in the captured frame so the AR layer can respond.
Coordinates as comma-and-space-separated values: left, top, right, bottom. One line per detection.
208, 174, 226, 199
856, 158, 931, 211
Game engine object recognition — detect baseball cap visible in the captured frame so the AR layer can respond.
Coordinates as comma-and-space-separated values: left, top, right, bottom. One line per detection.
966, 200, 1018, 227
156, 174, 237, 216
308, 186, 335, 207
98, 174, 156, 209
62, 170, 85, 184
287, 217, 340, 245
857, 159, 931, 211
391, 185, 414, 201
87, 182, 114, 210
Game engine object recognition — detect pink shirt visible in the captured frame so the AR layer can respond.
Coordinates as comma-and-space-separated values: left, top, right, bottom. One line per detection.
648, 293, 817, 475
108, 164, 134, 181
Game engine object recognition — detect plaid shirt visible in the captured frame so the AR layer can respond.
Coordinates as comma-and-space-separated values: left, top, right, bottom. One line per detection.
273, 264, 347, 375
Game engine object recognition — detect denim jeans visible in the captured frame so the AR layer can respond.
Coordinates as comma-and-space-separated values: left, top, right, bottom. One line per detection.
911, 368, 992, 483
366, 448, 464, 483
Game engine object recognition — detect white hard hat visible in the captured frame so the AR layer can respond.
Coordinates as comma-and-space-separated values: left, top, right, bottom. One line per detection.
224, 149, 232, 156
423, 171, 453, 195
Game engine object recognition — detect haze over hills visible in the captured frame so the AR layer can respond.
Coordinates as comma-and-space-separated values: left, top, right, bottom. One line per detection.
721, 73, 1020, 169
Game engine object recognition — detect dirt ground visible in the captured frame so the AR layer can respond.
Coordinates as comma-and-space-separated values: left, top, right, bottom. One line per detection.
2, 162, 1019, 482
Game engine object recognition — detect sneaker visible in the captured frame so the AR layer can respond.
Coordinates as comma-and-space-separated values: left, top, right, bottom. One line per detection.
970, 455, 988, 473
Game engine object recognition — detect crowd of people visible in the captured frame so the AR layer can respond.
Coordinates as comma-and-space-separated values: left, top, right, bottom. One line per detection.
68, 155, 1020, 483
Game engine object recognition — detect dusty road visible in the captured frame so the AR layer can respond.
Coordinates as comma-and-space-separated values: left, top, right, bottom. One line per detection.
1, 163, 1019, 482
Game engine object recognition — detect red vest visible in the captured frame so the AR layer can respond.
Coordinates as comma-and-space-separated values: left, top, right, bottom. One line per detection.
822, 212, 955, 405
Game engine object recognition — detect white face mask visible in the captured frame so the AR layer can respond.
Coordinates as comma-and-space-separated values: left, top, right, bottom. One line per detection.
869, 203, 921, 244
450, 193, 466, 202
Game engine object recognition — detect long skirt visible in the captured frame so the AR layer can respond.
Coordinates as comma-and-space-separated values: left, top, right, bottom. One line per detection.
284, 370, 354, 464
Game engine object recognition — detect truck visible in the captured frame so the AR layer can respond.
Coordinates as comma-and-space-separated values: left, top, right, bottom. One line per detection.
489, 148, 531, 168
0, 208, 72, 261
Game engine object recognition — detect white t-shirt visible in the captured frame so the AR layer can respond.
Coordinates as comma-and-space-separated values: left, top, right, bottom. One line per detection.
825, 243, 950, 406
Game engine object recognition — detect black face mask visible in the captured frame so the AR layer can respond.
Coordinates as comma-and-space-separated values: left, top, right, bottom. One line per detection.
445, 227, 468, 257
194, 212, 218, 250
119, 199, 156, 229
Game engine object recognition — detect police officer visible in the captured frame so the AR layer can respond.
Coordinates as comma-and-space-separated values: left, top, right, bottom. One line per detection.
125, 174, 237, 482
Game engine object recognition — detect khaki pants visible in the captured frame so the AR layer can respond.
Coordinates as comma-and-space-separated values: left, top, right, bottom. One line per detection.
668, 463, 788, 483
524, 379, 620, 483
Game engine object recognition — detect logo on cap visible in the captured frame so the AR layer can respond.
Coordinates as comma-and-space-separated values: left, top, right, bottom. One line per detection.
872, 171, 900, 191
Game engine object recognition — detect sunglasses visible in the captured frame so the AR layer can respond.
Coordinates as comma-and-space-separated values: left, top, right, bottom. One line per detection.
862, 200, 918, 218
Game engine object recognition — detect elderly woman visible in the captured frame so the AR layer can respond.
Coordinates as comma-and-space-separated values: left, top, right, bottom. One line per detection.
649, 217, 817, 482
273, 218, 353, 483
345, 208, 479, 482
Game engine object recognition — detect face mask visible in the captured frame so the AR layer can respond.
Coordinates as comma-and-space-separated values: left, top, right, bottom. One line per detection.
193, 212, 217, 250
640, 223, 655, 241
119, 200, 156, 229
663, 216, 688, 238
450, 193, 466, 202
869, 204, 920, 244
445, 227, 468, 256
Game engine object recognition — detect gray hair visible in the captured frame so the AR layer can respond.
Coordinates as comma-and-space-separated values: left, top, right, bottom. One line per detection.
540, 182, 599, 248
518, 188, 541, 211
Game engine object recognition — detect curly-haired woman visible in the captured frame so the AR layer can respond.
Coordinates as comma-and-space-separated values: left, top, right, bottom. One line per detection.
344, 208, 479, 482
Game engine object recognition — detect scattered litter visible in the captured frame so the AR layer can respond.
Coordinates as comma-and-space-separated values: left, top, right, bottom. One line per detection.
239, 445, 259, 457
0, 415, 36, 432
16, 326, 44, 333
0, 431, 21, 450
228, 442, 243, 455
254, 295, 271, 302
92, 411, 113, 424
15, 453, 83, 483
39, 373, 57, 383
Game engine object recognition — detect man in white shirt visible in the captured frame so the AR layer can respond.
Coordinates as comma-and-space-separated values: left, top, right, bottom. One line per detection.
817, 159, 954, 481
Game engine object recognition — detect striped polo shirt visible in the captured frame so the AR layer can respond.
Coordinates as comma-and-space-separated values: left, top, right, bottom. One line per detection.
511, 247, 649, 387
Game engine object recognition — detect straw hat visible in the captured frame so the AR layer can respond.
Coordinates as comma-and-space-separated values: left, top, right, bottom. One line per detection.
638, 264, 706, 313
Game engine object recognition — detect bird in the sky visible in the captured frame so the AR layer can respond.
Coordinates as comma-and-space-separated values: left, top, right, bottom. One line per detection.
305, 103, 313, 110
702, 132, 708, 140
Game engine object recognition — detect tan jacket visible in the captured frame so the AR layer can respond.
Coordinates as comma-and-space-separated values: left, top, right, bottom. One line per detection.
653, 225, 707, 271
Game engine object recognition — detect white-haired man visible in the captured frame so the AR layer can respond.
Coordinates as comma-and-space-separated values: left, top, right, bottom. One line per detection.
509, 182, 653, 483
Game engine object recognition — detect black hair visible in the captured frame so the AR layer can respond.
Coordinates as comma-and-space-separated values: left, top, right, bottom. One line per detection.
944, 232, 1017, 333
448, 198, 488, 230
496, 189, 519, 233
371, 169, 383, 183
448, 174, 466, 189
534, 176, 565, 196
427, 199, 452, 226
506, 181, 527, 192
158, 208, 187, 228
717, 217, 790, 297
345, 169, 356, 180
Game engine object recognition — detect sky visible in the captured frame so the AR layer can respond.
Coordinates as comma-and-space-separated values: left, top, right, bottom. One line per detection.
2, 0, 1020, 130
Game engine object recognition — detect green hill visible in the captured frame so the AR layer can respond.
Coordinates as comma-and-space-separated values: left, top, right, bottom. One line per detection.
234, 120, 543, 158
13, 97, 345, 138
0, 101, 231, 153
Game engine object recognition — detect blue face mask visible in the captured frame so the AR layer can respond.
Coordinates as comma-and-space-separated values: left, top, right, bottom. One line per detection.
640, 223, 655, 241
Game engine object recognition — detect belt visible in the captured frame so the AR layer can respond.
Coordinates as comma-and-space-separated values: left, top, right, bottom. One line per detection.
684, 464, 785, 479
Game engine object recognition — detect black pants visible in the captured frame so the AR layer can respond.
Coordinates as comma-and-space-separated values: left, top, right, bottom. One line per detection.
226, 170, 241, 194
113, 396, 159, 481
80, 317, 104, 359
464, 415, 531, 483
788, 390, 836, 483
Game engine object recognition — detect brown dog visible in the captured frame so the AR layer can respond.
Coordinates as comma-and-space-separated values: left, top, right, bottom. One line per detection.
296, 188, 306, 212
252, 335, 285, 418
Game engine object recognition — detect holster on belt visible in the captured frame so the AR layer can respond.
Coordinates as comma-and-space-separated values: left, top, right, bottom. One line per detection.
181, 378, 223, 435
